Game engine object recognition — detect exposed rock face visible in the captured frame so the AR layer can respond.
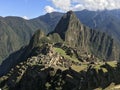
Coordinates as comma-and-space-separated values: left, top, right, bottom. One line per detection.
0, 50, 120, 90
53, 11, 120, 61
0, 29, 54, 76
0, 42, 80, 90
0, 11, 120, 77
1, 11, 120, 90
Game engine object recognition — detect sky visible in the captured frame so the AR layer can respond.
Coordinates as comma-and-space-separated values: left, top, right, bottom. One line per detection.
0, 0, 120, 19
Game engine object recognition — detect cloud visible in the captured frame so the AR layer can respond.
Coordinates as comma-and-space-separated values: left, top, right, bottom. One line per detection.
44, 6, 55, 13
80, 0, 120, 11
51, 0, 120, 11
72, 4, 85, 11
52, 0, 71, 11
22, 16, 29, 20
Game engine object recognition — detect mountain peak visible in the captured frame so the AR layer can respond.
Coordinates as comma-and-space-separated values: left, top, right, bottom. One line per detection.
66, 10, 74, 15
29, 29, 45, 48
62, 10, 78, 20
51, 11, 120, 61
53, 11, 82, 40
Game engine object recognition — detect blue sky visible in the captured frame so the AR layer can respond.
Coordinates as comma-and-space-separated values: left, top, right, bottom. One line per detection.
0, 0, 120, 19
0, 0, 53, 19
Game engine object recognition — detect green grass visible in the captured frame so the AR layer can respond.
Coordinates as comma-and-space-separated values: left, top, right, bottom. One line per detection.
54, 47, 79, 62
71, 64, 87, 72
106, 61, 117, 67
54, 48, 66, 55
54, 47, 118, 73
94, 65, 108, 73
91, 61, 117, 73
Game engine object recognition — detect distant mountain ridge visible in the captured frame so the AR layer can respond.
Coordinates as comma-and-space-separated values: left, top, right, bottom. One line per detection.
0, 9, 120, 64
0, 11, 120, 77
0, 12, 63, 63
1, 11, 120, 90
52, 11, 120, 61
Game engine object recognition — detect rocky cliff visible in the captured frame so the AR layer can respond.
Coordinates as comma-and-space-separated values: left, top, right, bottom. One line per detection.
0, 11, 120, 90
0, 42, 120, 90
52, 11, 120, 61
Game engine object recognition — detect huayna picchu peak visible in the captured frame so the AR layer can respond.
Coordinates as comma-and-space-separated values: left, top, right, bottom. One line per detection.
52, 10, 120, 61
52, 10, 83, 40
0, 11, 120, 90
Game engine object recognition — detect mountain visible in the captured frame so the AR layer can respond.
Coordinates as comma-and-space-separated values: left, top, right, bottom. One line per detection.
33, 12, 63, 32
0, 19, 22, 63
52, 11, 120, 61
0, 12, 63, 64
0, 11, 120, 76
1, 41, 120, 90
0, 11, 120, 89
0, 16, 49, 63
1, 9, 120, 65
0, 17, 31, 63
75, 9, 120, 42
33, 9, 120, 43
39, 9, 120, 43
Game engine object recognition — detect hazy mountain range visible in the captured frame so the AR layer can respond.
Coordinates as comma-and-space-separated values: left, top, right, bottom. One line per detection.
0, 9, 120, 64
0, 11, 120, 90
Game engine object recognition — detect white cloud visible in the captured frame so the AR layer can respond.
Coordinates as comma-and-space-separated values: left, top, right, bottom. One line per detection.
72, 4, 85, 11
22, 16, 29, 20
44, 6, 55, 13
51, 0, 120, 12
52, 0, 71, 11
79, 0, 120, 10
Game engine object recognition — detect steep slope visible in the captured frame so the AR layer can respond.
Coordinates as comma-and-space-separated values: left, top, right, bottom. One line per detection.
33, 12, 63, 32
0, 12, 62, 64
0, 20, 22, 63
37, 10, 120, 43
0, 16, 50, 64
1, 46, 120, 90
1, 9, 120, 65
53, 11, 120, 61
34, 10, 120, 43
75, 10, 120, 43
0, 29, 62, 76
0, 29, 47, 76
0, 29, 120, 90
4, 17, 33, 44
0, 11, 120, 75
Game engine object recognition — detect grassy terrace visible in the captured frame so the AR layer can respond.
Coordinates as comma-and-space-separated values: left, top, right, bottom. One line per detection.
54, 47, 88, 72
54, 47, 80, 62
71, 64, 87, 72
54, 47, 118, 73
107, 61, 117, 67
71, 61, 117, 72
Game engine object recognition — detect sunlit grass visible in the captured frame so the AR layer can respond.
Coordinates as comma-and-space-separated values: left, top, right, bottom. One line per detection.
71, 64, 87, 72
54, 47, 117, 73
54, 47, 79, 62
107, 61, 117, 67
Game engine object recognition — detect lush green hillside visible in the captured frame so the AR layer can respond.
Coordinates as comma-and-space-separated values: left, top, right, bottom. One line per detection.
53, 11, 120, 61
0, 16, 50, 63
75, 10, 120, 43
0, 29, 120, 90
1, 9, 120, 65
0, 11, 120, 77
0, 12, 63, 64
0, 20, 22, 63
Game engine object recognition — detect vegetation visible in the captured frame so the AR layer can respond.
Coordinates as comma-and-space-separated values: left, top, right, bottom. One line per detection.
1, 10, 120, 90
1, 10, 120, 65
54, 47, 79, 62
53, 11, 120, 61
